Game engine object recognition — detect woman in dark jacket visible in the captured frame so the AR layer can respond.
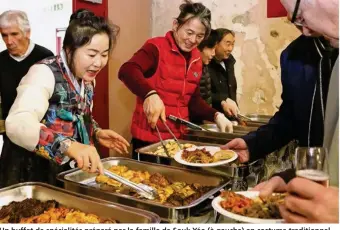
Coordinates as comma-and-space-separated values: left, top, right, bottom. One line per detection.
190, 30, 218, 124
198, 29, 218, 106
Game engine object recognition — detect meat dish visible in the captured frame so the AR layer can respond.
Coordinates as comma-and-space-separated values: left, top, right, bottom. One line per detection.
95, 165, 213, 206
219, 191, 285, 219
181, 148, 235, 163
147, 141, 196, 157
0, 199, 116, 223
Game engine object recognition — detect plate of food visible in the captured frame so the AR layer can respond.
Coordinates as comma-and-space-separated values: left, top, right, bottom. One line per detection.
174, 146, 237, 167
212, 190, 285, 223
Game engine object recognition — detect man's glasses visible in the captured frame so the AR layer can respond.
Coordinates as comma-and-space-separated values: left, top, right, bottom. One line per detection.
293, 17, 306, 27
291, 0, 306, 27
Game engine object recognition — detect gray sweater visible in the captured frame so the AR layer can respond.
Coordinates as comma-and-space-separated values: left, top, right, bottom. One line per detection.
324, 57, 339, 186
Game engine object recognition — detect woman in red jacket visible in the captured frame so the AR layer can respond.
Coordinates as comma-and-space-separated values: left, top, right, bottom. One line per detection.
119, 0, 233, 160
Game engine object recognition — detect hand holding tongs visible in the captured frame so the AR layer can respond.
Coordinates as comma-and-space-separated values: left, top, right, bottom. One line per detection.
70, 160, 157, 200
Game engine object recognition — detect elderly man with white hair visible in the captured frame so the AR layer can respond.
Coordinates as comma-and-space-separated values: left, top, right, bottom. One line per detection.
0, 10, 53, 187
251, 0, 339, 223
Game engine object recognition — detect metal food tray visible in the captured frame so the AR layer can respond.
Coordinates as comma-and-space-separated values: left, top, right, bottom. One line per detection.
185, 126, 246, 140
243, 121, 267, 127
136, 139, 219, 165
244, 114, 272, 123
136, 140, 264, 184
57, 157, 230, 223
199, 124, 258, 134
0, 182, 160, 223
182, 122, 262, 144
183, 133, 235, 144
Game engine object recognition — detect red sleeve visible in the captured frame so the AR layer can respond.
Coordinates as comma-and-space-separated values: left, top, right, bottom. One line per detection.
118, 43, 159, 98
189, 86, 218, 122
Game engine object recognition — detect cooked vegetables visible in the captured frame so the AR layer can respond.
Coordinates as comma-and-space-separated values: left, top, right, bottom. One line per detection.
96, 165, 212, 206
148, 141, 196, 157
220, 191, 285, 219
0, 199, 116, 223
181, 148, 235, 163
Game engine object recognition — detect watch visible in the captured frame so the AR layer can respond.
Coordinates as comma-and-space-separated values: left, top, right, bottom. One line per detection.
59, 139, 73, 154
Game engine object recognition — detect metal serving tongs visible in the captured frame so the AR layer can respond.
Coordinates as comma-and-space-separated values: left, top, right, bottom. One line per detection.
103, 169, 158, 200
154, 119, 182, 157
168, 114, 210, 131
161, 119, 182, 151
155, 124, 171, 157
237, 113, 253, 121
69, 160, 158, 200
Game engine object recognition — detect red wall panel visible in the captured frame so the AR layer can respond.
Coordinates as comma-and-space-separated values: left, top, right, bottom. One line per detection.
267, 0, 287, 18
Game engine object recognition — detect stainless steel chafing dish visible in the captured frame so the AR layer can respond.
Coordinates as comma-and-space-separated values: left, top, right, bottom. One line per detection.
244, 114, 272, 123
185, 125, 247, 142
198, 123, 258, 134
183, 119, 268, 143
183, 133, 235, 144
182, 116, 272, 144
0, 182, 160, 223
183, 114, 272, 138
136, 139, 265, 190
136, 139, 219, 164
57, 157, 230, 223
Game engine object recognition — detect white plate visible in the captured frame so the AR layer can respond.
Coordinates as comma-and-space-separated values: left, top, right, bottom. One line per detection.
173, 146, 237, 167
212, 191, 284, 223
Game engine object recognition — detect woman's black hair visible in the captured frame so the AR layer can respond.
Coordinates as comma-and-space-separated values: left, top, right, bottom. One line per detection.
175, 0, 211, 39
198, 29, 218, 51
63, 9, 120, 71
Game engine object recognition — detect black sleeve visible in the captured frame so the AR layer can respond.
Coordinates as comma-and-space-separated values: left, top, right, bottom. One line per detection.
46, 50, 54, 57
241, 49, 296, 162
43, 49, 54, 58
211, 92, 229, 112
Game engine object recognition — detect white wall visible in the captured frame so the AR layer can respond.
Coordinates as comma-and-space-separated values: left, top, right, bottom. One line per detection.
0, 0, 72, 54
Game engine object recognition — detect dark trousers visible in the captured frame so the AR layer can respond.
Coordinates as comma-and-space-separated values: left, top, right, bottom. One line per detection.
0, 136, 70, 188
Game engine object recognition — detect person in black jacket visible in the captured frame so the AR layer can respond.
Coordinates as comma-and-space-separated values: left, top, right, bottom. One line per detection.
224, 35, 338, 164
198, 29, 218, 106
190, 30, 218, 124
208, 28, 239, 117
223, 20, 339, 226
250, 0, 339, 223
